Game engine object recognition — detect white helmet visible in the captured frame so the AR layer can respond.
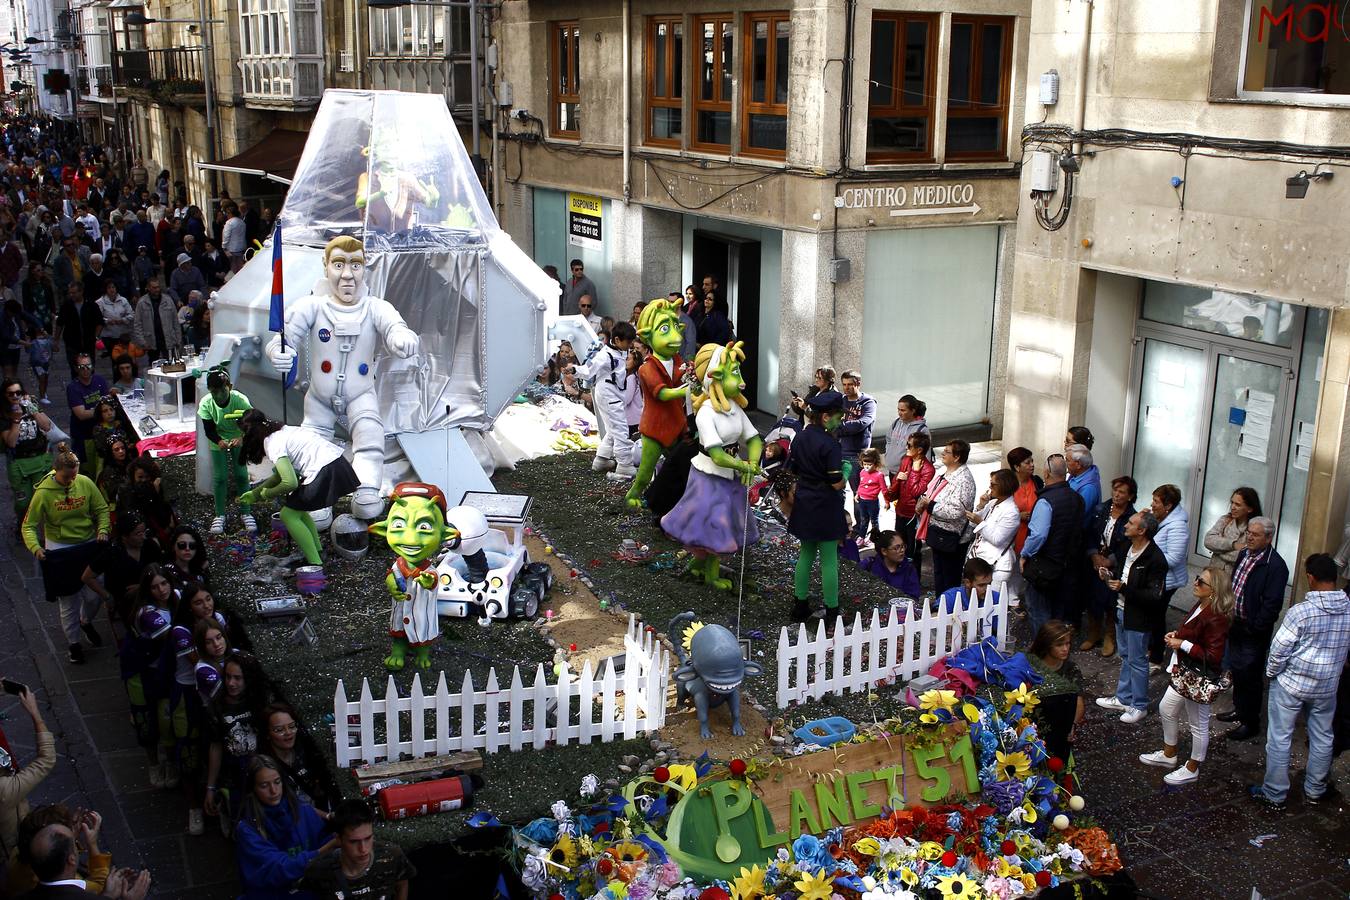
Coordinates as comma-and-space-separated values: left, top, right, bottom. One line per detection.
330, 513, 370, 562
444, 505, 490, 556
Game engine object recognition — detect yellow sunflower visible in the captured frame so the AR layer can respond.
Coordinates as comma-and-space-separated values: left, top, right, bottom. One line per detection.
919, 688, 959, 711
607, 841, 647, 863
682, 621, 706, 652
936, 873, 980, 897
549, 833, 579, 869
732, 864, 767, 900
1004, 683, 1040, 711
793, 869, 835, 900
995, 750, 1032, 781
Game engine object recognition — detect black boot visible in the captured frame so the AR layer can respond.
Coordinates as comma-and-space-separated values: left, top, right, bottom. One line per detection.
823, 606, 841, 630
790, 598, 813, 623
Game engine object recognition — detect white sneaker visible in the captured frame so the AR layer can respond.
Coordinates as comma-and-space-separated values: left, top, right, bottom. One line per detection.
187, 808, 204, 836
1095, 696, 1128, 713
241, 513, 258, 534
592, 456, 617, 472
148, 762, 165, 789
1139, 749, 1179, 768
209, 515, 226, 535
1164, 765, 1199, 786
1120, 708, 1147, 725
606, 465, 636, 482
162, 760, 180, 789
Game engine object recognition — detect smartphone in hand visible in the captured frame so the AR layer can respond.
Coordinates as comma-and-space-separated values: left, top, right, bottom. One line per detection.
2, 679, 28, 696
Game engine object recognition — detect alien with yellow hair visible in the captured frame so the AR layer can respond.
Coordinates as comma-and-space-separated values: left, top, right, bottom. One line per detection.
659, 341, 763, 590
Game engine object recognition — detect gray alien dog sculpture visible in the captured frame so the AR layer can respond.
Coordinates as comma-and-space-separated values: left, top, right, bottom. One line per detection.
669, 611, 763, 740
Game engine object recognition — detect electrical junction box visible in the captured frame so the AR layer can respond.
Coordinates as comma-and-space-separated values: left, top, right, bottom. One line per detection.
828, 257, 851, 284
1039, 70, 1059, 105
1029, 151, 1058, 193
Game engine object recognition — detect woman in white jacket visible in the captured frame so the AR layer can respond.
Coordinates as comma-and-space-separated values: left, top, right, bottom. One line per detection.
967, 469, 1022, 605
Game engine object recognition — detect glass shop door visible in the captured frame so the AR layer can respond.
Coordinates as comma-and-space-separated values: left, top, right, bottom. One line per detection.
1125, 329, 1295, 569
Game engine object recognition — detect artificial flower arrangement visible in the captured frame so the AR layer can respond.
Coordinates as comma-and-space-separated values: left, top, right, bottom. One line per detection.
498, 669, 1122, 899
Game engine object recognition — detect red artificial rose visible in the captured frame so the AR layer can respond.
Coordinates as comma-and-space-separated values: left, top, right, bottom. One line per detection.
1035, 870, 1052, 887
941, 850, 958, 868
597, 858, 613, 877
699, 888, 731, 900
653, 767, 670, 783
1001, 840, 1017, 856
729, 758, 748, 777
1047, 756, 1065, 773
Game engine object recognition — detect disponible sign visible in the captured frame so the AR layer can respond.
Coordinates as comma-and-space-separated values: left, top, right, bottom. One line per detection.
837, 182, 981, 218
567, 192, 603, 250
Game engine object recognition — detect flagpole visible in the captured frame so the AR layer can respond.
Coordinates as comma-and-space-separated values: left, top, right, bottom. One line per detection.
269, 224, 289, 424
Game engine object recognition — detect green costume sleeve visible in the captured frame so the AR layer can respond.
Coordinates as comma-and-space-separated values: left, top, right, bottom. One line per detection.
261, 456, 300, 498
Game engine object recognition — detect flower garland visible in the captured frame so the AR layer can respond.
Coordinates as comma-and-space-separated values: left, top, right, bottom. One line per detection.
504, 681, 1121, 899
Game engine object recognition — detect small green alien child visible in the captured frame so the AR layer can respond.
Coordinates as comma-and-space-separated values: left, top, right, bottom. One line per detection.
368, 482, 451, 670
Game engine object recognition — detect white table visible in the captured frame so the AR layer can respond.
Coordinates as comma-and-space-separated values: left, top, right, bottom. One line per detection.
143, 366, 197, 422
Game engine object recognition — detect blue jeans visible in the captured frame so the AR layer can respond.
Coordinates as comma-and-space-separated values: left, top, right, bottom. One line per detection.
854, 498, 880, 537
1260, 679, 1337, 803
1114, 609, 1150, 713
1025, 583, 1052, 636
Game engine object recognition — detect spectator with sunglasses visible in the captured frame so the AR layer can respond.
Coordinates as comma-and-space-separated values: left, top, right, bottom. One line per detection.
63, 352, 108, 463
561, 258, 597, 317
164, 525, 209, 592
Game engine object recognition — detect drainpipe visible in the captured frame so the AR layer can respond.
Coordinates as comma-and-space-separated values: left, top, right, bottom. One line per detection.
621, 0, 630, 203
469, 0, 481, 173
1072, 0, 1093, 155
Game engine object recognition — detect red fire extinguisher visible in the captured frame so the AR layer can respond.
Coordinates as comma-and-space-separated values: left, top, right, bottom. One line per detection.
378, 773, 477, 820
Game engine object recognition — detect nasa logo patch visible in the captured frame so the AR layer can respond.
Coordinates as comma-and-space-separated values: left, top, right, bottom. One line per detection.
318, 328, 332, 342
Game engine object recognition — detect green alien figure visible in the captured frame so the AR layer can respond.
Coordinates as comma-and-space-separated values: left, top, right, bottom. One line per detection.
624, 298, 692, 509
368, 481, 451, 671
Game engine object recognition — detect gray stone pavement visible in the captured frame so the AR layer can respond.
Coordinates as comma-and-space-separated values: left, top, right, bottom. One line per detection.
0, 357, 239, 898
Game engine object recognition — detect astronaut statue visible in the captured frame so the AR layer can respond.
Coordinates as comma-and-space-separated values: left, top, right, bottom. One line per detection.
265, 235, 419, 520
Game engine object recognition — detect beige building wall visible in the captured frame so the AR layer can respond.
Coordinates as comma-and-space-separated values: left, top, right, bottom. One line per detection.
495, 0, 1030, 424
1005, 0, 1350, 571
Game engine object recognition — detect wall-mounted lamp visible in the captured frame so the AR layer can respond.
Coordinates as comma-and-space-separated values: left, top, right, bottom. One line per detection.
1285, 168, 1334, 200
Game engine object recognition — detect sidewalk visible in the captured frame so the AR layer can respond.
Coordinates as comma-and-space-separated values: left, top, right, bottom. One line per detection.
0, 358, 238, 898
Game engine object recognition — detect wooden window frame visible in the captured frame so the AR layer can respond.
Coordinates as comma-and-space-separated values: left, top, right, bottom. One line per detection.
866, 11, 937, 164
740, 11, 790, 159
645, 15, 683, 148
690, 14, 734, 153
550, 20, 581, 140
945, 14, 1013, 161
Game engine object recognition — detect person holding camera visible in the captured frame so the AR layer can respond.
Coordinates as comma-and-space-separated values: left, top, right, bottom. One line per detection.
1, 378, 68, 521
0, 683, 57, 865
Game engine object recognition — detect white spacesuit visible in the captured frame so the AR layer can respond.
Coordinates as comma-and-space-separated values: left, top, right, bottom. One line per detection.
578, 342, 638, 479
265, 238, 419, 519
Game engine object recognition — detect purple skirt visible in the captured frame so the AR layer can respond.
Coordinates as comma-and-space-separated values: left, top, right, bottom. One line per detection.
661, 467, 760, 554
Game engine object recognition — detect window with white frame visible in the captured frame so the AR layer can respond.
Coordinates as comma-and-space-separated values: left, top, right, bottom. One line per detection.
368, 4, 468, 57
238, 0, 322, 100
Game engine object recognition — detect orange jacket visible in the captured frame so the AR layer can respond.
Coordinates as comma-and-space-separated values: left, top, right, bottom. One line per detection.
637, 354, 688, 446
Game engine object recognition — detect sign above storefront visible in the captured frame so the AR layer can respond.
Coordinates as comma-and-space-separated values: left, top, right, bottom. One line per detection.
835, 182, 981, 218
567, 191, 603, 250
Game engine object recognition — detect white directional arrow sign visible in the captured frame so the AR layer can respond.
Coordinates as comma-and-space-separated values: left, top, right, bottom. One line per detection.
889, 202, 982, 218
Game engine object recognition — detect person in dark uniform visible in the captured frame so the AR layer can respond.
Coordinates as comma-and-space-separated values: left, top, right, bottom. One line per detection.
787, 389, 848, 626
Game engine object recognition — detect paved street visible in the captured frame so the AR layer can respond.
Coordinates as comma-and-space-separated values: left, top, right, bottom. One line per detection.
0, 359, 238, 899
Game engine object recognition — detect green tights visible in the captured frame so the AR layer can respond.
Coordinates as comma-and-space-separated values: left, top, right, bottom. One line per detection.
278, 506, 323, 565
794, 539, 839, 609
209, 445, 252, 518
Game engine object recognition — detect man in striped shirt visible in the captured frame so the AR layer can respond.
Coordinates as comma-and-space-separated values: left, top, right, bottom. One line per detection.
1249, 553, 1349, 809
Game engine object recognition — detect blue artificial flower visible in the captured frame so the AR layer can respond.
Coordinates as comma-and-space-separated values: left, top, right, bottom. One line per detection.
792, 834, 833, 873
519, 817, 559, 845
823, 826, 845, 849
946, 812, 964, 831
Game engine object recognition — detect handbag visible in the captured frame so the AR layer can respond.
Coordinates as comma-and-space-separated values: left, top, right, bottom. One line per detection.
1022, 553, 1064, 592
926, 523, 964, 553
1168, 655, 1232, 704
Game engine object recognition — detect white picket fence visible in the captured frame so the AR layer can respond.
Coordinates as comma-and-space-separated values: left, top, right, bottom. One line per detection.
334, 615, 669, 767
776, 592, 1008, 707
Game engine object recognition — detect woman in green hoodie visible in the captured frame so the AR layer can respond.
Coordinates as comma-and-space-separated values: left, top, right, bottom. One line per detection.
21, 447, 111, 664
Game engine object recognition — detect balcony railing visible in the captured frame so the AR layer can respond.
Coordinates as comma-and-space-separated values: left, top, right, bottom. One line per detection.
114, 47, 204, 96
238, 56, 322, 107
78, 65, 114, 100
